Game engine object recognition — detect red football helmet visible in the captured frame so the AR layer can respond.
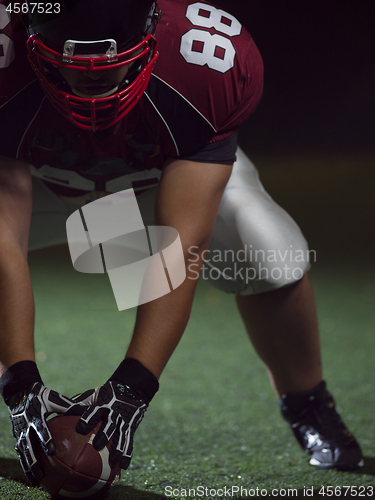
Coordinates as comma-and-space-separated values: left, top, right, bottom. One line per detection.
24, 0, 160, 132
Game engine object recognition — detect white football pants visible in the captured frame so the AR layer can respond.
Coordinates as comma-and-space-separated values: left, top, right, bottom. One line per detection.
29, 148, 310, 295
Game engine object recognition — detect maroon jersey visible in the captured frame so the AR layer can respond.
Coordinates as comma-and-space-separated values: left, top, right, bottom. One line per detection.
0, 0, 263, 193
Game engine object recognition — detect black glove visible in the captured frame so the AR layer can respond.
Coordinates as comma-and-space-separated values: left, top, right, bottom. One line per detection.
7, 381, 84, 486
75, 380, 147, 470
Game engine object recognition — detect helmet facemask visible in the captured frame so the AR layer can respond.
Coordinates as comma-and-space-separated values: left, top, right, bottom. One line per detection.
25, 1, 160, 132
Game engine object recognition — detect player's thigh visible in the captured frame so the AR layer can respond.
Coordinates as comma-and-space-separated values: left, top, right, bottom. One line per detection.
29, 181, 159, 251
135, 186, 158, 226
202, 149, 311, 295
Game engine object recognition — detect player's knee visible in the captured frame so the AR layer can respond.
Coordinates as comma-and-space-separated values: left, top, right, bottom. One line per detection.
243, 256, 311, 294
202, 256, 311, 295
201, 229, 312, 295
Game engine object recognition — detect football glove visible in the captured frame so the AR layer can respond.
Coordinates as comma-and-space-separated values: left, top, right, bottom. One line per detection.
75, 380, 147, 470
8, 381, 85, 486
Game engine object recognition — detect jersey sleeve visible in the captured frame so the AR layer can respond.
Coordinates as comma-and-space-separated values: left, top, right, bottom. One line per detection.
179, 132, 238, 165
153, 0, 264, 143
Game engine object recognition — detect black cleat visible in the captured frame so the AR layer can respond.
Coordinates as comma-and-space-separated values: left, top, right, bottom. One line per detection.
280, 381, 363, 470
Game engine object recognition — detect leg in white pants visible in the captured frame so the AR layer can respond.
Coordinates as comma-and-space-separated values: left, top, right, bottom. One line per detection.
203, 148, 310, 294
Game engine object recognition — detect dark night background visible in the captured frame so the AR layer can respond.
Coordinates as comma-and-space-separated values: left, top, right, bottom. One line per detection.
215, 0, 375, 153
212, 1, 375, 263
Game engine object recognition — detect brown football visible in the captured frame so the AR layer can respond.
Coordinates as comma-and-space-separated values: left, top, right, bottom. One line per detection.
36, 415, 121, 499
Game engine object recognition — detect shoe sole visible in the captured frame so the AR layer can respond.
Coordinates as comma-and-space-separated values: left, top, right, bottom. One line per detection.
310, 457, 364, 470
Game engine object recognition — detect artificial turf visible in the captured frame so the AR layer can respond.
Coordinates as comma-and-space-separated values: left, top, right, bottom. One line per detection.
0, 152, 374, 499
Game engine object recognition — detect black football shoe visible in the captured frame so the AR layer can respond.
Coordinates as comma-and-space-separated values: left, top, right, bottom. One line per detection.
280, 381, 363, 470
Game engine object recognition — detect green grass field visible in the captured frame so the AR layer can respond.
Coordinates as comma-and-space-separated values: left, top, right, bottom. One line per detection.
0, 152, 374, 499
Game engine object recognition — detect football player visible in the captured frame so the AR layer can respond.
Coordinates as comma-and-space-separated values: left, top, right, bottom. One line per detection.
0, 0, 363, 487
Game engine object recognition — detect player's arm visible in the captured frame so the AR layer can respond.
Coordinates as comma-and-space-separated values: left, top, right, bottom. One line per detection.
0, 155, 87, 485
0, 155, 35, 370
126, 158, 233, 377
76, 158, 233, 468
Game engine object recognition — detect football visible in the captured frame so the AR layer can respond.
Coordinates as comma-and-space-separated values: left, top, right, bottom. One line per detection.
36, 415, 121, 499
